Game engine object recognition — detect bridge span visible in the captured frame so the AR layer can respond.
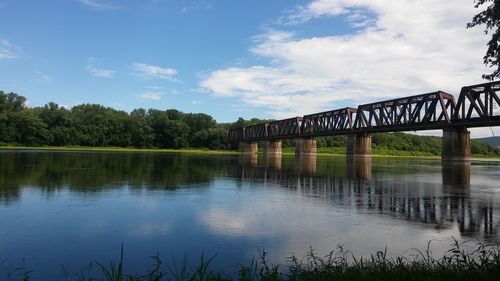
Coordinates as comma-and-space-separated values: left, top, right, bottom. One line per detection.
227, 81, 500, 160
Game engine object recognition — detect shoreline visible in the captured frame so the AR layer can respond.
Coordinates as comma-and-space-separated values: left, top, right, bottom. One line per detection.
1, 146, 499, 161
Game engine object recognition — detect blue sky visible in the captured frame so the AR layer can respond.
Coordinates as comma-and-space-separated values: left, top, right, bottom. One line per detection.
0, 0, 497, 136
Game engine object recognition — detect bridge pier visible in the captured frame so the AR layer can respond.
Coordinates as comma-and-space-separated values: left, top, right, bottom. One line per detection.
264, 140, 282, 156
442, 128, 470, 161
242, 141, 258, 154
295, 138, 317, 155
346, 133, 372, 158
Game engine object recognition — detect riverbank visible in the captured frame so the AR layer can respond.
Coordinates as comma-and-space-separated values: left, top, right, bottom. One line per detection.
3, 242, 499, 281
1, 145, 500, 160
0, 145, 241, 155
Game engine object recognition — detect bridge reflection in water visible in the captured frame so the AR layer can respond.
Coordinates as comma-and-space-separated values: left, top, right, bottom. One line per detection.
229, 156, 498, 242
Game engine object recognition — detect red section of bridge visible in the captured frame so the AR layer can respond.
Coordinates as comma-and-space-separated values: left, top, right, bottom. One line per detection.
228, 81, 500, 143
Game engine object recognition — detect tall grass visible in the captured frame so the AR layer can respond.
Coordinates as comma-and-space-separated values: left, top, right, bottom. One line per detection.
3, 239, 500, 281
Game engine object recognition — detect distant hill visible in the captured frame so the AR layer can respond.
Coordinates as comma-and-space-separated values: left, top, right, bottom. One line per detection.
474, 137, 500, 148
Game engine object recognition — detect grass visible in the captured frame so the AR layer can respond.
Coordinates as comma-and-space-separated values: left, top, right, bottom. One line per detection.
3, 239, 500, 281
281, 147, 436, 157
1, 145, 499, 159
0, 145, 241, 155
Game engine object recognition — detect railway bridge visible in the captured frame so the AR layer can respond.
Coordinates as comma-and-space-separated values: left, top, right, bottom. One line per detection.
227, 81, 500, 161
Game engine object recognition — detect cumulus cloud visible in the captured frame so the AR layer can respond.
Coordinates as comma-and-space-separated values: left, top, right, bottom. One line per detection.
135, 91, 163, 101
131, 63, 178, 81
0, 39, 21, 60
200, 0, 488, 119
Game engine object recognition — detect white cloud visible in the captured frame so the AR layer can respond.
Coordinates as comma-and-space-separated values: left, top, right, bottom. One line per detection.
80, 0, 120, 11
131, 63, 178, 81
135, 91, 163, 101
0, 39, 21, 60
86, 65, 114, 78
200, 0, 489, 120
35, 72, 52, 82
146, 85, 165, 90
86, 57, 115, 77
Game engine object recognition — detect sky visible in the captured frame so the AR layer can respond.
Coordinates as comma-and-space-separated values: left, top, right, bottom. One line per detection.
1, 0, 499, 137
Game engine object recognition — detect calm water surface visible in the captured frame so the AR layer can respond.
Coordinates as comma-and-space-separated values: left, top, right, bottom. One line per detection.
1, 151, 500, 279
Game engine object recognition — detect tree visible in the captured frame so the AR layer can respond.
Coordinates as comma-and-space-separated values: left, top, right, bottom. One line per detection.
184, 113, 217, 146
468, 0, 500, 80
190, 127, 227, 149
0, 91, 26, 112
34, 102, 74, 145
71, 104, 112, 146
147, 109, 190, 149
129, 109, 154, 148
12, 110, 48, 145
0, 91, 28, 143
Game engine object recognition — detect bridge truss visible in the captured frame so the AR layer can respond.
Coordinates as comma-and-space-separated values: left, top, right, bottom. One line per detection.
228, 81, 500, 143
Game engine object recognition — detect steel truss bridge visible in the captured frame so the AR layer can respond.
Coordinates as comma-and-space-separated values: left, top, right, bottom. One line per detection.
228, 81, 500, 143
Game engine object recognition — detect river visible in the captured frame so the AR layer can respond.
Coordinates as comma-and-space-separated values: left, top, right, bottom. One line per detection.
0, 151, 499, 279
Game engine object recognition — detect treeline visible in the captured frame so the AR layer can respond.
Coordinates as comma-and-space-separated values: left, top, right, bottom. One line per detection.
2, 90, 500, 156
0, 91, 229, 149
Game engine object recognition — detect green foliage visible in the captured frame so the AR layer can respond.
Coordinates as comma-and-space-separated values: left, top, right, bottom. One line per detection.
372, 133, 442, 155
468, 0, 500, 80
0, 91, 230, 150
316, 136, 346, 148
4, 240, 500, 281
95, 244, 125, 281
12, 110, 49, 146
472, 139, 500, 156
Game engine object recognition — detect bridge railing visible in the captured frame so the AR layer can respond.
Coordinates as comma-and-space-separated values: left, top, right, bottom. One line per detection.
267, 117, 302, 139
453, 81, 500, 127
244, 123, 268, 141
301, 107, 357, 136
353, 91, 455, 133
228, 127, 245, 143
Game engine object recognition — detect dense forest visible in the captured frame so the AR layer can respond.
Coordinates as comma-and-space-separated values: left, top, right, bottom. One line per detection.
1, 90, 500, 157
0, 90, 230, 149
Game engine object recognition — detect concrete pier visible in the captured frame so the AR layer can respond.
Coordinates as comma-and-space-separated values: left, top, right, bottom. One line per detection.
346, 133, 372, 158
242, 141, 258, 154
442, 128, 471, 161
264, 140, 282, 156
295, 138, 317, 155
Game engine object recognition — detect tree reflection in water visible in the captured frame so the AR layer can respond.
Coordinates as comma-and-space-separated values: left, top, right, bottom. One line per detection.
0, 151, 498, 242
0, 151, 227, 205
